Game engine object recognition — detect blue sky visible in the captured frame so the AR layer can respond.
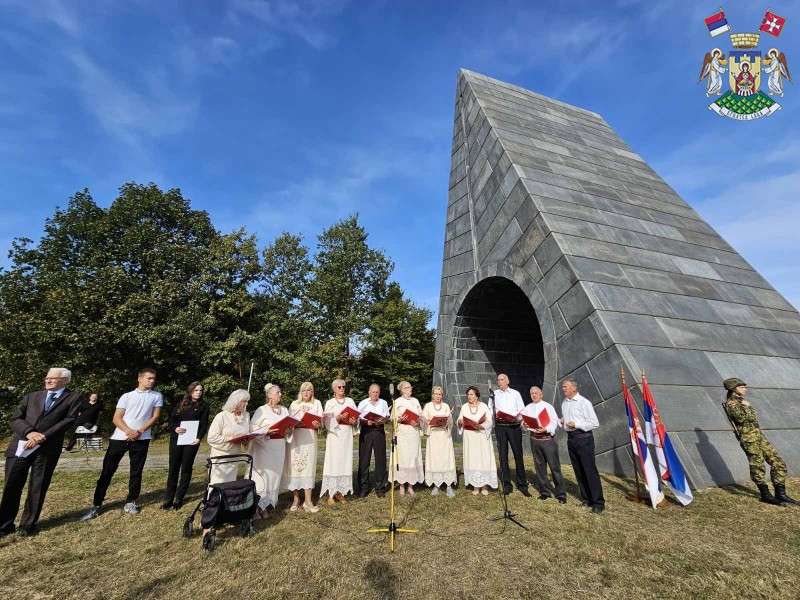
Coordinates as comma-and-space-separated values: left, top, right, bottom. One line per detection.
1, 0, 798, 314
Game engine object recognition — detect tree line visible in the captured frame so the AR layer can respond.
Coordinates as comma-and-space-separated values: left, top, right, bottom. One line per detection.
0, 183, 435, 435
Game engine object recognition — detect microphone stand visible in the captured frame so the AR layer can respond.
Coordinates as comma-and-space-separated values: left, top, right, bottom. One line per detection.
487, 379, 527, 530
368, 382, 418, 551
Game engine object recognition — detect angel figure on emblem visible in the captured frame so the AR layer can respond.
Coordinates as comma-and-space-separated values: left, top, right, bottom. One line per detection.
698, 49, 727, 97
764, 49, 792, 97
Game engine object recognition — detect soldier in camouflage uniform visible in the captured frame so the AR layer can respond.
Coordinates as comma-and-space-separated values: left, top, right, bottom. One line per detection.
723, 378, 798, 506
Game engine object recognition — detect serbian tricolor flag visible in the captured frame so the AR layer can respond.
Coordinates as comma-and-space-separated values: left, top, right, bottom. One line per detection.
704, 10, 731, 38
759, 10, 787, 37
623, 378, 663, 508
642, 376, 693, 506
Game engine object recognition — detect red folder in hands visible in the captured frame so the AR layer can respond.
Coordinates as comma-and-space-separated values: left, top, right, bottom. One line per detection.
496, 410, 520, 423
362, 411, 387, 424
398, 408, 421, 426
295, 411, 322, 429
428, 415, 450, 428
522, 409, 551, 430
263, 415, 300, 439
338, 406, 361, 425
226, 432, 264, 445
462, 414, 486, 431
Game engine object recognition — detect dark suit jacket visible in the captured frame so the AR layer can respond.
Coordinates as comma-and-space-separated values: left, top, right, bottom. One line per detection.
5, 389, 84, 458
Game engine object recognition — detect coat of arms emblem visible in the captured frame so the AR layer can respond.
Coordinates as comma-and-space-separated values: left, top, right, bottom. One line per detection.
698, 8, 792, 120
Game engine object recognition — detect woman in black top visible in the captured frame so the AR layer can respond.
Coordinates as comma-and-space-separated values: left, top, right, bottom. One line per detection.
162, 381, 210, 510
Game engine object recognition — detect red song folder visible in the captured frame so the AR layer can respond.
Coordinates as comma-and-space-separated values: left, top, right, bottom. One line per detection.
338, 406, 361, 424
522, 409, 551, 430
295, 411, 322, 429
226, 431, 265, 445
362, 411, 387, 424
398, 408, 421, 426
263, 415, 300, 439
462, 414, 486, 431
428, 415, 450, 428
496, 410, 520, 423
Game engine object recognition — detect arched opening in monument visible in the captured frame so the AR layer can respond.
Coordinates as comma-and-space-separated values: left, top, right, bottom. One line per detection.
452, 276, 545, 399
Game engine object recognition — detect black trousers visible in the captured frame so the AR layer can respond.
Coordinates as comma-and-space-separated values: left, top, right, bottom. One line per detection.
496, 424, 528, 492
0, 451, 61, 533
529, 437, 566, 499
567, 433, 604, 508
358, 428, 387, 492
164, 438, 200, 504
92, 439, 150, 506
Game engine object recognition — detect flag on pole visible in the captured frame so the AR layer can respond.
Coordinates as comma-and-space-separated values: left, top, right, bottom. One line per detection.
642, 375, 693, 506
704, 10, 731, 38
622, 374, 663, 508
759, 10, 787, 38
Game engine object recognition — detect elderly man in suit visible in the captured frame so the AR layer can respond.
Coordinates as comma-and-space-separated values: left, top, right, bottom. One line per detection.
0, 368, 83, 537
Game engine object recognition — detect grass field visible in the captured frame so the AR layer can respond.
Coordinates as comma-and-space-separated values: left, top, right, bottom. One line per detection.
1, 457, 799, 600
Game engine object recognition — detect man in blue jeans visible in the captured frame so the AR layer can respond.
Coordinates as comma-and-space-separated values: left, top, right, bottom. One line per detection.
80, 368, 162, 519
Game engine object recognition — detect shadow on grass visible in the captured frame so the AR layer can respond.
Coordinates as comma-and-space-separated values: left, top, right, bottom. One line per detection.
363, 558, 399, 600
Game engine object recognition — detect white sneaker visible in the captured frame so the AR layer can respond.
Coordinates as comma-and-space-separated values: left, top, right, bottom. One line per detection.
123, 502, 140, 515
79, 506, 100, 521
431, 486, 440, 496
446, 487, 456, 498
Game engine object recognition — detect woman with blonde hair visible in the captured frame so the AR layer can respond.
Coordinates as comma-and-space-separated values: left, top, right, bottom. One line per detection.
393, 380, 424, 496
250, 383, 293, 518
282, 381, 323, 513
206, 389, 251, 485
320, 379, 358, 505
422, 385, 457, 497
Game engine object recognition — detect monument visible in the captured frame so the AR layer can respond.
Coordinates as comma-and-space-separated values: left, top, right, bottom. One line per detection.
434, 69, 800, 488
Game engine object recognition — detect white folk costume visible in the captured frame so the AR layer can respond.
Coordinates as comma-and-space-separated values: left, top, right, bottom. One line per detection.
393, 396, 425, 485
422, 401, 457, 487
282, 398, 323, 490
458, 402, 498, 489
250, 404, 293, 510
207, 410, 251, 485
320, 397, 358, 498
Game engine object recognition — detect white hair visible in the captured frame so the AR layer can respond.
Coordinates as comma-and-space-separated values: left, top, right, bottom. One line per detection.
561, 379, 578, 389
224, 389, 250, 412
49, 367, 72, 382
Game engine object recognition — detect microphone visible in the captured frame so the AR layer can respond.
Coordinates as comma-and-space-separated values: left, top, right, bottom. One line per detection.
487, 379, 494, 399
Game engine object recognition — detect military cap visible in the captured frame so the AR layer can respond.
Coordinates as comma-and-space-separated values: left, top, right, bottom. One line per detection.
723, 377, 747, 391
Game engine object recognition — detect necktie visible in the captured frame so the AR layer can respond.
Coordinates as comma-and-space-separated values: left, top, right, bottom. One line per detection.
44, 392, 56, 412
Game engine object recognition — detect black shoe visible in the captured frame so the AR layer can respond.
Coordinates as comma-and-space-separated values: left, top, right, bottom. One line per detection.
172, 501, 183, 511
376, 490, 385, 499
558, 497, 567, 504
520, 489, 532, 498
357, 490, 370, 499
0, 527, 14, 538
160, 501, 174, 511
538, 494, 550, 501
774, 484, 800, 506
591, 505, 605, 514
503, 488, 513, 495
757, 483, 785, 506
18, 527, 37, 537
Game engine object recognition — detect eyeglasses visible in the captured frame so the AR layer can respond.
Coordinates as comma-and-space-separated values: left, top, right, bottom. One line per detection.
335, 385, 345, 388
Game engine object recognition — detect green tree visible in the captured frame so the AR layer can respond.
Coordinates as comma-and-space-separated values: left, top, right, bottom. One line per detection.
306, 214, 393, 389
354, 282, 436, 403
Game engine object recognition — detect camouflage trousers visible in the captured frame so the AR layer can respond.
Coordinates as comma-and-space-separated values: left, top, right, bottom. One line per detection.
740, 432, 787, 486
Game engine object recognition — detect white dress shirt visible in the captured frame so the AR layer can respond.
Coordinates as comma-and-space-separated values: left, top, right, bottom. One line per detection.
560, 393, 599, 433
490, 387, 525, 420
357, 398, 390, 422
520, 400, 559, 436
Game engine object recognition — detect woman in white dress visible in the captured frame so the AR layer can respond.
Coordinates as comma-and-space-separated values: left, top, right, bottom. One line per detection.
207, 389, 251, 486
422, 385, 457, 497
457, 385, 497, 495
393, 380, 425, 496
282, 381, 322, 513
250, 383, 294, 518
320, 379, 358, 505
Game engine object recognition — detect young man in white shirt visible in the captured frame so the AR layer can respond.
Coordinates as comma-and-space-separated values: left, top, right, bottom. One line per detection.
81, 368, 163, 519
356, 384, 390, 498
560, 378, 605, 514
491, 374, 531, 497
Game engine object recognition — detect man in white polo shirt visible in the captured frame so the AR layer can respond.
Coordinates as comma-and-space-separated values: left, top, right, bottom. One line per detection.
80, 368, 163, 519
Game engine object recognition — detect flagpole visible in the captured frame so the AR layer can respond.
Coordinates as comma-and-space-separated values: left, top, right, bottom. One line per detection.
621, 366, 644, 504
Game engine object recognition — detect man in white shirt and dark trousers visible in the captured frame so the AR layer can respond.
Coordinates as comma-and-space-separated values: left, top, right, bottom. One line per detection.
81, 368, 163, 519
560, 378, 605, 514
356, 384, 390, 499
521, 386, 566, 503
491, 374, 531, 497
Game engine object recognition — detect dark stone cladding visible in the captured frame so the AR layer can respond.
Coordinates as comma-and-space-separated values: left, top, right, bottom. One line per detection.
434, 69, 800, 488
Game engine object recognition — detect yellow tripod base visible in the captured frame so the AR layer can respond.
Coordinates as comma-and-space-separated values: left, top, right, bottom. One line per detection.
368, 525, 418, 552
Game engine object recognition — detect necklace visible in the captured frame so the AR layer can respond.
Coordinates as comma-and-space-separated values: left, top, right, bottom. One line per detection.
468, 403, 478, 415
335, 397, 345, 405
433, 401, 444, 412
270, 405, 281, 415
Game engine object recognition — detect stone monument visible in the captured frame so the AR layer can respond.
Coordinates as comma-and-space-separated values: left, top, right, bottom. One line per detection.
434, 69, 800, 488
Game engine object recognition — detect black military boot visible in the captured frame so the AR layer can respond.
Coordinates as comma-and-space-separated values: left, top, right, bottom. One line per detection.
774, 484, 800, 506
757, 483, 785, 506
